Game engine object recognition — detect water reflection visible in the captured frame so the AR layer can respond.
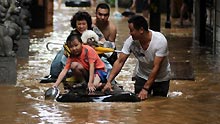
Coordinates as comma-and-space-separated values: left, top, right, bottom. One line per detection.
0, 2, 220, 124
33, 103, 74, 123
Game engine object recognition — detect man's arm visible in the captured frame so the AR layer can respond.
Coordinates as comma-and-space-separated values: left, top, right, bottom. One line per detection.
102, 53, 129, 91
138, 56, 165, 100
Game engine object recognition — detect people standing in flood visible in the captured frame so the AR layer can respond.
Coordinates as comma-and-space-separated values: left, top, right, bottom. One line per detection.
102, 15, 171, 100
130, 0, 151, 19
142, 0, 151, 19
179, 0, 193, 27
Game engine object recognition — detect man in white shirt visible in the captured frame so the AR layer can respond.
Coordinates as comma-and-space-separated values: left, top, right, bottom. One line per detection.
102, 15, 171, 100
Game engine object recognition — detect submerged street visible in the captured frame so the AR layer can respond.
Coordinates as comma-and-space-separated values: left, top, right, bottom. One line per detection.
0, 2, 220, 124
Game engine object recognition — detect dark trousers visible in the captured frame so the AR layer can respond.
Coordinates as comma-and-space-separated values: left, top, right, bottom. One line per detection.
134, 76, 170, 97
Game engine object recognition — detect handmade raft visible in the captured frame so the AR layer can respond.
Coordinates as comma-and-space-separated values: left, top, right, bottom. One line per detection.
42, 76, 140, 103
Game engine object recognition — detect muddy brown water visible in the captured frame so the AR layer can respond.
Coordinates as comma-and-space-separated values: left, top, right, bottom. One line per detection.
0, 3, 220, 124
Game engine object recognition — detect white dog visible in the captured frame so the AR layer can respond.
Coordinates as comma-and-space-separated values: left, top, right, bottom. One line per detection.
81, 30, 115, 48
81, 30, 115, 57
81, 30, 100, 47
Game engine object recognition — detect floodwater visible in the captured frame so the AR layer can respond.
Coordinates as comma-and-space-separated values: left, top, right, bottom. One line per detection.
1, 2, 220, 124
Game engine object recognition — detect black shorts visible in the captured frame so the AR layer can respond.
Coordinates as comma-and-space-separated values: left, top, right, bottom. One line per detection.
134, 76, 170, 97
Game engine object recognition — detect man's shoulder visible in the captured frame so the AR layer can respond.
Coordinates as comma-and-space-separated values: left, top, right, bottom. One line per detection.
151, 30, 166, 41
124, 36, 134, 45
151, 30, 165, 37
109, 21, 116, 30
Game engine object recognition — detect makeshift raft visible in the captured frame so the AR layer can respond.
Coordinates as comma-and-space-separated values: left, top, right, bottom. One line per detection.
42, 76, 140, 103
56, 89, 140, 103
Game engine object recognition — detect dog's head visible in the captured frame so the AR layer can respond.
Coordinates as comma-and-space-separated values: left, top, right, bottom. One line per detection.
81, 30, 99, 47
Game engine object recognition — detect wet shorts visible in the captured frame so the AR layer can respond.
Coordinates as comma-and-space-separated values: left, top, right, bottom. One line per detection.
134, 76, 170, 97
96, 70, 108, 83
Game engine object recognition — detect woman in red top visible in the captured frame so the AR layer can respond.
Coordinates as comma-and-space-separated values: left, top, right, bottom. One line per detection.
53, 33, 106, 92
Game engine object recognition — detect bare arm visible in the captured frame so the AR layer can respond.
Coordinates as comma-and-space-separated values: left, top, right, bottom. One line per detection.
53, 68, 68, 87
102, 53, 129, 91
87, 62, 96, 92
138, 56, 165, 100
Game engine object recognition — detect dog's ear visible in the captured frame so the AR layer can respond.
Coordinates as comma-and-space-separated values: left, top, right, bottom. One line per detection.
87, 37, 99, 47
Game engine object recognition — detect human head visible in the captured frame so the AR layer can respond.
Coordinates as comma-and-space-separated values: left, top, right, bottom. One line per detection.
128, 15, 148, 31
66, 32, 83, 57
70, 11, 92, 33
95, 3, 110, 22
128, 15, 149, 40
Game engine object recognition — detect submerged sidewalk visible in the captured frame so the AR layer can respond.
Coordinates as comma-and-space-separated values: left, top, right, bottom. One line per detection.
161, 15, 194, 80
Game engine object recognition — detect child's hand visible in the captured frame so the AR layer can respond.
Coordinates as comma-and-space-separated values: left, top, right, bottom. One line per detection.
52, 83, 58, 88
88, 82, 96, 92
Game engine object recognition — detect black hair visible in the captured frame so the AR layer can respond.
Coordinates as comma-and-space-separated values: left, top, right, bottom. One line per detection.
96, 3, 110, 13
128, 15, 148, 31
70, 11, 92, 30
66, 32, 82, 47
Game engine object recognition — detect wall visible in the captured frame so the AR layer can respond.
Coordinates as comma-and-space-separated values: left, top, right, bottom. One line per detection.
216, 0, 220, 54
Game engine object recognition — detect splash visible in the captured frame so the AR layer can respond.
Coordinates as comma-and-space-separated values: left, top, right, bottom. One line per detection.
167, 91, 183, 98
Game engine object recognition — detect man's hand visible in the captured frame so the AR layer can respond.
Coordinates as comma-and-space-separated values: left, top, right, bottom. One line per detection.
138, 89, 148, 100
102, 82, 113, 92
